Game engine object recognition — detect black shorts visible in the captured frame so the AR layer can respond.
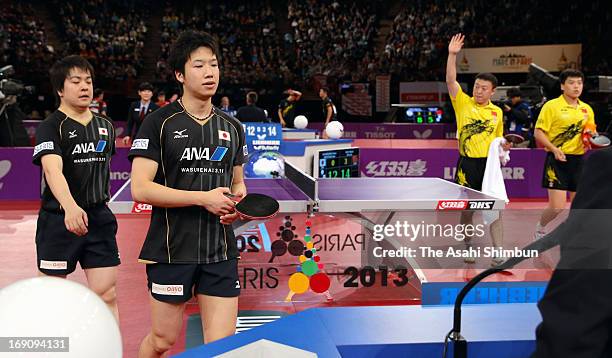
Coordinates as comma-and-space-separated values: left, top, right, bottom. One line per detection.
36, 204, 120, 275
455, 156, 487, 191
542, 153, 584, 192
146, 259, 240, 303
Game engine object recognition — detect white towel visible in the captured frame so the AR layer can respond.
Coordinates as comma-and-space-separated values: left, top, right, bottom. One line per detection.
482, 137, 509, 203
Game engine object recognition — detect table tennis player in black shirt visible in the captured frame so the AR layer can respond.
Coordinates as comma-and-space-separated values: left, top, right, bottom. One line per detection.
129, 31, 247, 357
32, 55, 120, 322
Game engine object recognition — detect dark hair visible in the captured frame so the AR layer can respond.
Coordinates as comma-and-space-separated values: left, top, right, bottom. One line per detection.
506, 88, 521, 98
93, 88, 104, 98
559, 69, 584, 84
168, 30, 220, 83
320, 87, 329, 94
246, 91, 258, 104
157, 90, 166, 97
49, 55, 94, 95
139, 82, 154, 92
475, 72, 498, 88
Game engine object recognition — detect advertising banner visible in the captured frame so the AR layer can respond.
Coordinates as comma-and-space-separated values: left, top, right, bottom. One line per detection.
457, 44, 581, 73
359, 148, 548, 198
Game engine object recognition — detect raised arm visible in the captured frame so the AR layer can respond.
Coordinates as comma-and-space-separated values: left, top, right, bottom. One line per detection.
446, 33, 464, 99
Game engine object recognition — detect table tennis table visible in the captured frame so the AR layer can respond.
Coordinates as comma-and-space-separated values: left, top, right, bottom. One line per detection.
109, 162, 505, 283
109, 161, 506, 214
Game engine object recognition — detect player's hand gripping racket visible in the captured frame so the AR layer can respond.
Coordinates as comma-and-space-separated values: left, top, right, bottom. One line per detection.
225, 193, 280, 220
582, 123, 610, 149
589, 134, 611, 148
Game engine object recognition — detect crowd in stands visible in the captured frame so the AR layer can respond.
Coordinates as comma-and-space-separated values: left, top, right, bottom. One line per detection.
287, 0, 380, 83
382, 0, 612, 81
157, 1, 289, 92
53, 0, 148, 81
0, 3, 55, 80
2, 0, 610, 121
382, 1, 473, 81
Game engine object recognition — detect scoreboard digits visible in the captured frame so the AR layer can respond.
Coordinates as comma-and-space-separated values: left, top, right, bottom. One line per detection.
317, 148, 360, 178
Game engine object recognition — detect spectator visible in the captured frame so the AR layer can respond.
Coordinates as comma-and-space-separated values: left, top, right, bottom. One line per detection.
156, 91, 170, 108
219, 96, 237, 117
503, 88, 533, 147
89, 88, 108, 116
123, 82, 158, 145
236, 92, 268, 122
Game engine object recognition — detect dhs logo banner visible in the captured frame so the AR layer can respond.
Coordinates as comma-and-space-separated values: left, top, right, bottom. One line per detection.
467, 200, 495, 210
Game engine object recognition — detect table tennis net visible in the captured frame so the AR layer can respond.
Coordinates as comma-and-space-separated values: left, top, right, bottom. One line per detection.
284, 161, 318, 200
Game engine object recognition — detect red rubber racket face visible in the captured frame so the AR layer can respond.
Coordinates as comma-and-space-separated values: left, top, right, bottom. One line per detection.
234, 193, 280, 220
590, 135, 611, 148
504, 134, 525, 144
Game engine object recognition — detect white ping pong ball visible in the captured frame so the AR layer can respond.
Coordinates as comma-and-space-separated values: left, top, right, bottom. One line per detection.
325, 121, 344, 139
294, 115, 308, 129
0, 277, 122, 357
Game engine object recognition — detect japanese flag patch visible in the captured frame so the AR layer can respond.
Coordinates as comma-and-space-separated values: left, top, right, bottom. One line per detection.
99, 127, 108, 136
219, 130, 231, 141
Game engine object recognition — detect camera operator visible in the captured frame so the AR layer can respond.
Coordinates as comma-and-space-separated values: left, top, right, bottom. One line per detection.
0, 95, 30, 147
0, 65, 31, 147
503, 88, 533, 147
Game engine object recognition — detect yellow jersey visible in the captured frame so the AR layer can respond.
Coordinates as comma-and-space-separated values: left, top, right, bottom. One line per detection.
535, 95, 595, 155
451, 86, 503, 158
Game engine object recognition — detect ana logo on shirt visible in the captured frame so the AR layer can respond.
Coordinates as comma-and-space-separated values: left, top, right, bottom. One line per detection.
180, 146, 228, 161
72, 140, 107, 155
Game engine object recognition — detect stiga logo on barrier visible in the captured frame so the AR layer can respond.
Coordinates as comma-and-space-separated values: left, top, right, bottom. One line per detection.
436, 200, 468, 210
132, 202, 152, 213
436, 200, 495, 210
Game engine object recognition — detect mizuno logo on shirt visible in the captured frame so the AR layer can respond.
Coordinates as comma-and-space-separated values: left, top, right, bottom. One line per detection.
173, 129, 188, 139
69, 130, 77, 138
180, 146, 228, 161
72, 140, 107, 154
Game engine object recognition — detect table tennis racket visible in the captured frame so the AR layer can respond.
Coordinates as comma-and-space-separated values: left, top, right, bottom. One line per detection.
225, 193, 279, 220
590, 134, 611, 148
504, 133, 525, 145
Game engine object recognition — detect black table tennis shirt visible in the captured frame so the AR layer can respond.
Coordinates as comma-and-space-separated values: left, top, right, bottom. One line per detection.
128, 100, 247, 264
33, 110, 116, 212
